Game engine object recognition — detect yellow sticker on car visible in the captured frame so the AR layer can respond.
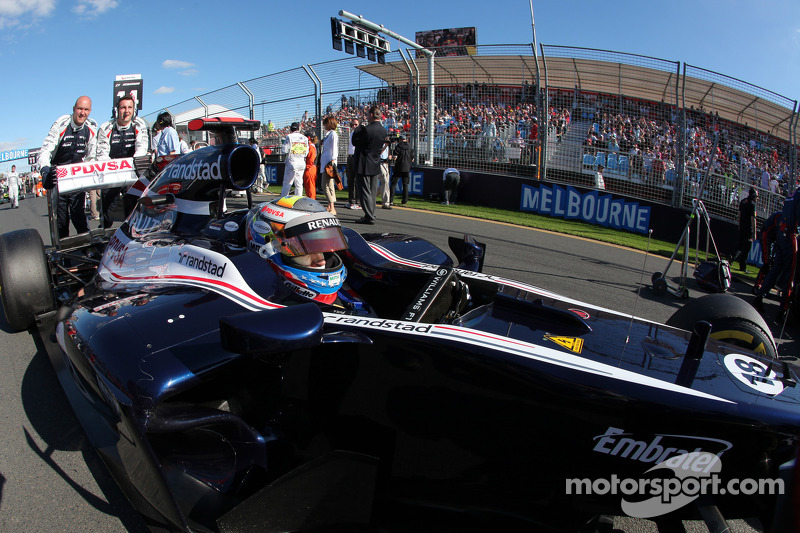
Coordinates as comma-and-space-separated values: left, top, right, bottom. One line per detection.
544, 335, 584, 354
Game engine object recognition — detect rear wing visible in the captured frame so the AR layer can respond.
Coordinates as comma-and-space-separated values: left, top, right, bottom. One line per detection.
189, 117, 260, 145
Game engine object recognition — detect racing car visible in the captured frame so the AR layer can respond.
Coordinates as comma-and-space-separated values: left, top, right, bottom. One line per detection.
1, 118, 799, 533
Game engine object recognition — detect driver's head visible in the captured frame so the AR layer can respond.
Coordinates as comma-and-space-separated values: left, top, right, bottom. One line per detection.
246, 196, 348, 304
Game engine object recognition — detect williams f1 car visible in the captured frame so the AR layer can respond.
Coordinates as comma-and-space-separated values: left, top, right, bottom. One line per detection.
1, 118, 799, 532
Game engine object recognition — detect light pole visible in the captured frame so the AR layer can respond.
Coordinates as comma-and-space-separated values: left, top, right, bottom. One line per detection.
337, 10, 435, 166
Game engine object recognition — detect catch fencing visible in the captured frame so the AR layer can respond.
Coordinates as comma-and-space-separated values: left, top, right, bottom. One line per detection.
143, 43, 798, 226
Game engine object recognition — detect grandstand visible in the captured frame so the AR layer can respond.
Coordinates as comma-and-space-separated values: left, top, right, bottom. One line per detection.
143, 43, 798, 228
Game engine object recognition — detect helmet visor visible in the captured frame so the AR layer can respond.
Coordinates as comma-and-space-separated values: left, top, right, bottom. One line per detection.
279, 226, 348, 257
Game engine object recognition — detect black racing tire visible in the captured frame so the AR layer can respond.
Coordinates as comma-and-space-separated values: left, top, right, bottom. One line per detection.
0, 229, 54, 332
666, 293, 777, 359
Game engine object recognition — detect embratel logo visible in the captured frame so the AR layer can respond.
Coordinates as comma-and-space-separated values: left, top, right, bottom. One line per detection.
177, 251, 227, 277
592, 427, 732, 465
165, 155, 222, 181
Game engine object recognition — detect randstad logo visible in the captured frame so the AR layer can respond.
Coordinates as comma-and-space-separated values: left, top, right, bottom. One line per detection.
166, 155, 222, 181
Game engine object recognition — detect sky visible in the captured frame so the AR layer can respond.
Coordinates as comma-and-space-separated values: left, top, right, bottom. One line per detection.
0, 0, 798, 173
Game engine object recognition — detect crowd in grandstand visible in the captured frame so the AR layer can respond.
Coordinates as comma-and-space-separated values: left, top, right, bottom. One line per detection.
259, 85, 795, 217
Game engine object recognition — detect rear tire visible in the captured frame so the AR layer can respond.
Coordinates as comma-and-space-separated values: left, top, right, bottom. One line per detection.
666, 293, 777, 359
0, 229, 54, 331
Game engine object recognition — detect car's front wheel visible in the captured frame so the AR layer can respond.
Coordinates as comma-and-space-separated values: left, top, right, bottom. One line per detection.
666, 293, 778, 359
0, 229, 54, 331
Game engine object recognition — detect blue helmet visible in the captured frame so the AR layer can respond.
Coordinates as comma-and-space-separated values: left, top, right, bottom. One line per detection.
246, 196, 348, 304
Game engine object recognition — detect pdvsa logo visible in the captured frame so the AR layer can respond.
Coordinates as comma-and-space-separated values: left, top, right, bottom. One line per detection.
68, 158, 133, 176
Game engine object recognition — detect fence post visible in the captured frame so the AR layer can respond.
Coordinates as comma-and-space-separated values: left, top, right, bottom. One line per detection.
305, 65, 323, 141
237, 82, 255, 121
195, 96, 209, 144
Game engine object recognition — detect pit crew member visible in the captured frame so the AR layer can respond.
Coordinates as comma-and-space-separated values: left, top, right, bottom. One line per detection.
38, 95, 98, 238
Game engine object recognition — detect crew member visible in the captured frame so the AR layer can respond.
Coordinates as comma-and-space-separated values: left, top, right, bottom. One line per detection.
7, 165, 19, 208
39, 95, 98, 238
96, 94, 149, 225
754, 188, 800, 320
281, 122, 309, 198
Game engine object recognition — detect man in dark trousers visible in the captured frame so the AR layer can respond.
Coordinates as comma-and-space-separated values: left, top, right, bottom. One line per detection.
731, 187, 758, 272
390, 134, 413, 206
352, 106, 388, 224
754, 187, 800, 320
96, 94, 149, 226
38, 95, 98, 238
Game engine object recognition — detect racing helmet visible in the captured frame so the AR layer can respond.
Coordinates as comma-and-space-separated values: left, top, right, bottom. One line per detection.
246, 196, 348, 304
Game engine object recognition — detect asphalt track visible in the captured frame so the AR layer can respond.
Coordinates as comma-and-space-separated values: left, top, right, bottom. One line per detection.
0, 193, 786, 532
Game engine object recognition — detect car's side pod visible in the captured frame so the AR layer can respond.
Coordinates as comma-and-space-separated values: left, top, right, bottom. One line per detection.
219, 303, 324, 358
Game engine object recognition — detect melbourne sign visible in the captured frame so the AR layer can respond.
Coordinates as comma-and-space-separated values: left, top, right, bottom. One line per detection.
521, 183, 651, 234
1, 148, 28, 162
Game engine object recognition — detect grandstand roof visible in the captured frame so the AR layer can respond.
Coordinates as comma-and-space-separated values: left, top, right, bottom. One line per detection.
359, 55, 797, 143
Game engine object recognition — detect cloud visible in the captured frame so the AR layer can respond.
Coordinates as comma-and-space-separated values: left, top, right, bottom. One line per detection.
154, 86, 175, 95
73, 0, 118, 16
0, 0, 56, 29
178, 69, 198, 76
162, 59, 195, 70
0, 138, 29, 152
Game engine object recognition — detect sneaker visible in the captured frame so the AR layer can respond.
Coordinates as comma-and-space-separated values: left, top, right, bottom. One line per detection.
441, 201, 449, 205
382, 205, 392, 210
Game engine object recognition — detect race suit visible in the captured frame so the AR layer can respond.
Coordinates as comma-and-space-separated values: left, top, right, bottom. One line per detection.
281, 131, 309, 197
97, 116, 149, 225
7, 171, 19, 207
38, 114, 98, 237
753, 210, 781, 293
757, 189, 800, 311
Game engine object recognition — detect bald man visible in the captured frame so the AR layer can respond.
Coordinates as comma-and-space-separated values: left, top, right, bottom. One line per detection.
38, 95, 98, 237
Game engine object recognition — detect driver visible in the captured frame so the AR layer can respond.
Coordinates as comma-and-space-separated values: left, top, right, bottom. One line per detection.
246, 195, 348, 305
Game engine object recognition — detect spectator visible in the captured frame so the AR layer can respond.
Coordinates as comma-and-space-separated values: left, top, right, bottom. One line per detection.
346, 119, 361, 210
352, 106, 387, 225
594, 164, 606, 190
390, 134, 413, 206
281, 122, 309, 197
179, 137, 190, 155
379, 143, 391, 209
442, 168, 460, 205
303, 132, 318, 200
96, 94, 149, 225
320, 115, 339, 214
7, 165, 19, 208
154, 112, 180, 156
38, 95, 98, 238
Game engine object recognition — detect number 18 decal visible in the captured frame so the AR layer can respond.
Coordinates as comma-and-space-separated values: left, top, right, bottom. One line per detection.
723, 353, 784, 396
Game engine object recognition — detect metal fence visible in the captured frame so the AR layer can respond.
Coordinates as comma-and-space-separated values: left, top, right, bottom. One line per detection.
142, 43, 798, 226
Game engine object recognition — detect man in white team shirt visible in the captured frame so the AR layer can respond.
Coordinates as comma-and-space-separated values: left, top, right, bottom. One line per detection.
281, 122, 309, 197
7, 165, 20, 208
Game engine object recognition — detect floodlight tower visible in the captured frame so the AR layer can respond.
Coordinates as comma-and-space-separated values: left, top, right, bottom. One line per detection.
335, 10, 435, 165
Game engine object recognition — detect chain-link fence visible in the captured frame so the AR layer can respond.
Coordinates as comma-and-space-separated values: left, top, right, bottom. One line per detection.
142, 43, 798, 226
